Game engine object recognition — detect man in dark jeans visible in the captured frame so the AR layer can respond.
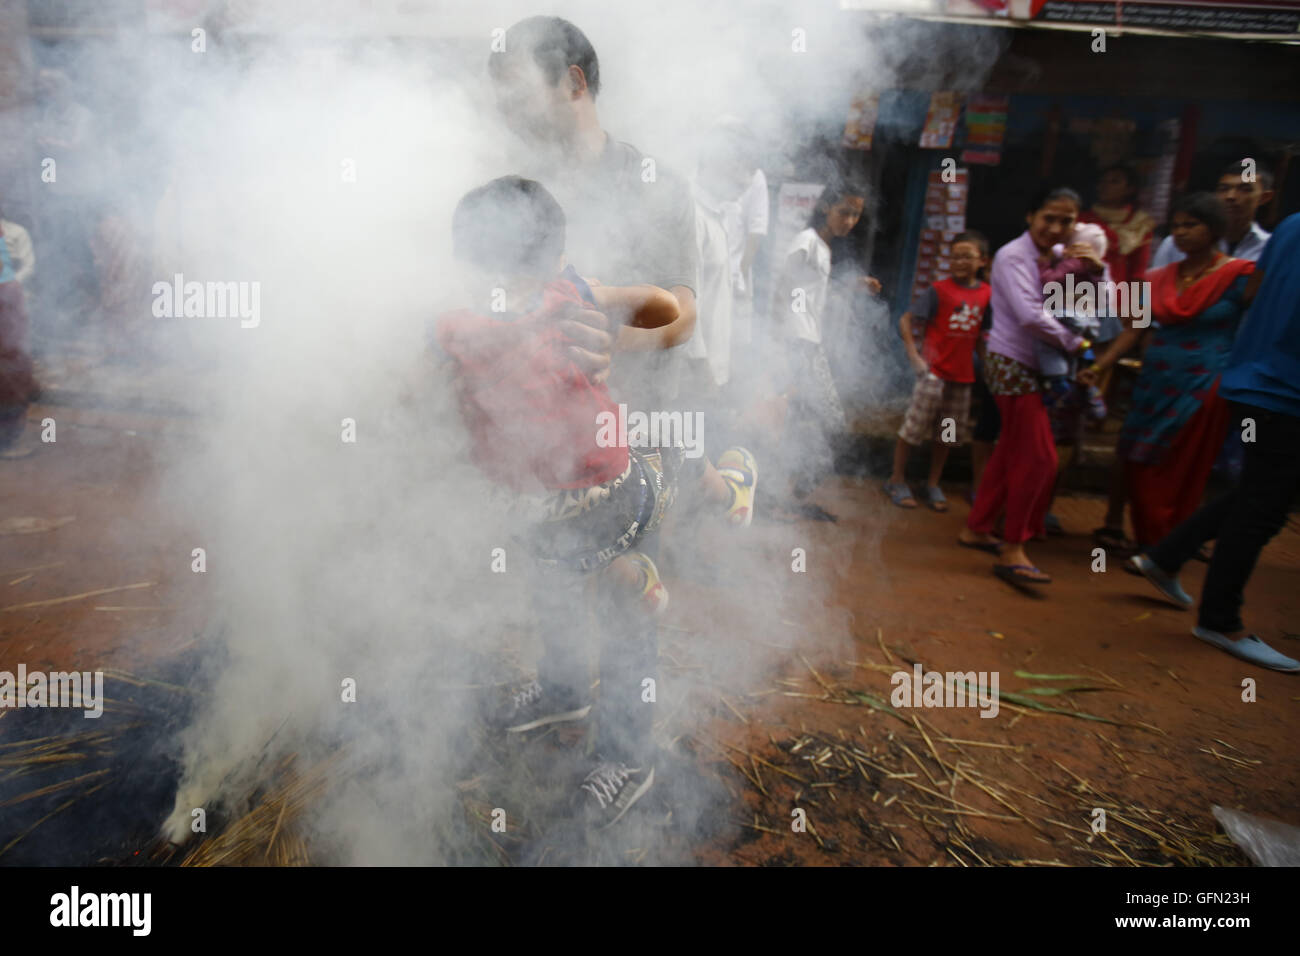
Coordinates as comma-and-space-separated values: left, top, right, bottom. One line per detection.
1128, 212, 1300, 673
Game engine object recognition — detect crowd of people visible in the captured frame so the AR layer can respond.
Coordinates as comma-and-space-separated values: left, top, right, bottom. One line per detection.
894, 161, 1298, 675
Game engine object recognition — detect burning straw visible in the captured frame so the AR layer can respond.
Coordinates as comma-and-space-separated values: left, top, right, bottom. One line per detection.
180, 751, 345, 866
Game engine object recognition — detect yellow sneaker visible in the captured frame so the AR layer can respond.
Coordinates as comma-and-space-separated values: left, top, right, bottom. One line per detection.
622, 551, 669, 617
717, 447, 758, 528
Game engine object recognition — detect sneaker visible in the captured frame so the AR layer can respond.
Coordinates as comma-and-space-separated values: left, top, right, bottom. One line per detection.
717, 447, 758, 528
621, 551, 669, 617
1192, 628, 1300, 673
1127, 554, 1193, 610
485, 679, 591, 733
576, 757, 655, 828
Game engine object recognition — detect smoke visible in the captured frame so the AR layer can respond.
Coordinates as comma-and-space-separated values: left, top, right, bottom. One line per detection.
9, 0, 1006, 864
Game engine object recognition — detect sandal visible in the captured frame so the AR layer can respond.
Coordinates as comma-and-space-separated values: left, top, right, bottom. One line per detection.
884, 482, 917, 509
925, 486, 949, 512
993, 563, 1052, 589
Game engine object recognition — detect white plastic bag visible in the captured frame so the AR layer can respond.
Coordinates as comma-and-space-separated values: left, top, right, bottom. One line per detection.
1213, 805, 1300, 866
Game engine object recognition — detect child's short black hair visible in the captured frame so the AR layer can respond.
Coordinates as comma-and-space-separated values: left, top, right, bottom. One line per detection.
951, 230, 989, 259
452, 176, 566, 277
488, 16, 601, 99
1171, 191, 1228, 241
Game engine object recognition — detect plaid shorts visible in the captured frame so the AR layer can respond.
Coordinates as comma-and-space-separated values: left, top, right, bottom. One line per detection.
898, 375, 972, 447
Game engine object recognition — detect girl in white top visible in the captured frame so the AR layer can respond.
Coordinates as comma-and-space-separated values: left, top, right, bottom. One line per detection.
771, 182, 877, 517
782, 224, 833, 344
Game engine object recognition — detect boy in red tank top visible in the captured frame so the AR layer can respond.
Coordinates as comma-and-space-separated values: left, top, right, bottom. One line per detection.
885, 232, 992, 512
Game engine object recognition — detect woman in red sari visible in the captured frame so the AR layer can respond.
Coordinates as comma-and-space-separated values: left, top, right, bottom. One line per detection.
1082, 194, 1254, 547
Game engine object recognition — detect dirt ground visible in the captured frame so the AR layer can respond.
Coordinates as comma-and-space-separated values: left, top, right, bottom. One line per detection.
2, 398, 1298, 866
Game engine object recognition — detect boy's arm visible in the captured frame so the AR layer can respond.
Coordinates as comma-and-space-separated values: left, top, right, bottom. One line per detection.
898, 310, 927, 375
1080, 321, 1146, 385
590, 284, 689, 352
900, 286, 937, 375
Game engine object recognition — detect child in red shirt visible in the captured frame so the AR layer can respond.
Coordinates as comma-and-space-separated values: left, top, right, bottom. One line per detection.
434, 177, 756, 551
886, 232, 992, 511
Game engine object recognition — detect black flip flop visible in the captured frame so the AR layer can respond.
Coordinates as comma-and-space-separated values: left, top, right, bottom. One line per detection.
993, 563, 1051, 589
959, 537, 1004, 555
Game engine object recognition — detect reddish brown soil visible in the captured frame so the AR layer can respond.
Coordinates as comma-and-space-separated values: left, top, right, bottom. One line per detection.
3, 400, 1297, 866
675, 481, 1300, 866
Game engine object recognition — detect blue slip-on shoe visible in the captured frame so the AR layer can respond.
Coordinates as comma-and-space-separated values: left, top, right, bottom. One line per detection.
1128, 553, 1193, 610
1192, 628, 1300, 673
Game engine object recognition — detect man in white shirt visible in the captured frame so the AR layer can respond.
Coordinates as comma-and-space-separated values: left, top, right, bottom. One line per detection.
689, 187, 734, 391
1150, 161, 1274, 268
722, 168, 769, 348
687, 124, 754, 393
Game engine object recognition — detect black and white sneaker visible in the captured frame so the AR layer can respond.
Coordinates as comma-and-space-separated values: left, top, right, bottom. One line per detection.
576, 758, 655, 828
486, 679, 591, 733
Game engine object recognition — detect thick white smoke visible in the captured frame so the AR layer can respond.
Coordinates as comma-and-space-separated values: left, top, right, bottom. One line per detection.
12, 0, 1006, 862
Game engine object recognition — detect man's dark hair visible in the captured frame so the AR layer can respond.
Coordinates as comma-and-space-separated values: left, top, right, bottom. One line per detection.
452, 176, 566, 277
1027, 185, 1082, 216
1217, 159, 1274, 191
1171, 191, 1228, 241
488, 16, 600, 99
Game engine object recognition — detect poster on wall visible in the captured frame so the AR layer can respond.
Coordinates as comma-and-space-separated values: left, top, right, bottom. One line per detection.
960, 94, 1009, 166
919, 92, 962, 149
910, 168, 970, 308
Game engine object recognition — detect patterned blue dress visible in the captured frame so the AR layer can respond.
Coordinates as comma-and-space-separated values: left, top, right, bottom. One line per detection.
1118, 276, 1249, 464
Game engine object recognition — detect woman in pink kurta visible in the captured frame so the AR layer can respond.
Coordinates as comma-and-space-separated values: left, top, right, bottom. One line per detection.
958, 187, 1089, 587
